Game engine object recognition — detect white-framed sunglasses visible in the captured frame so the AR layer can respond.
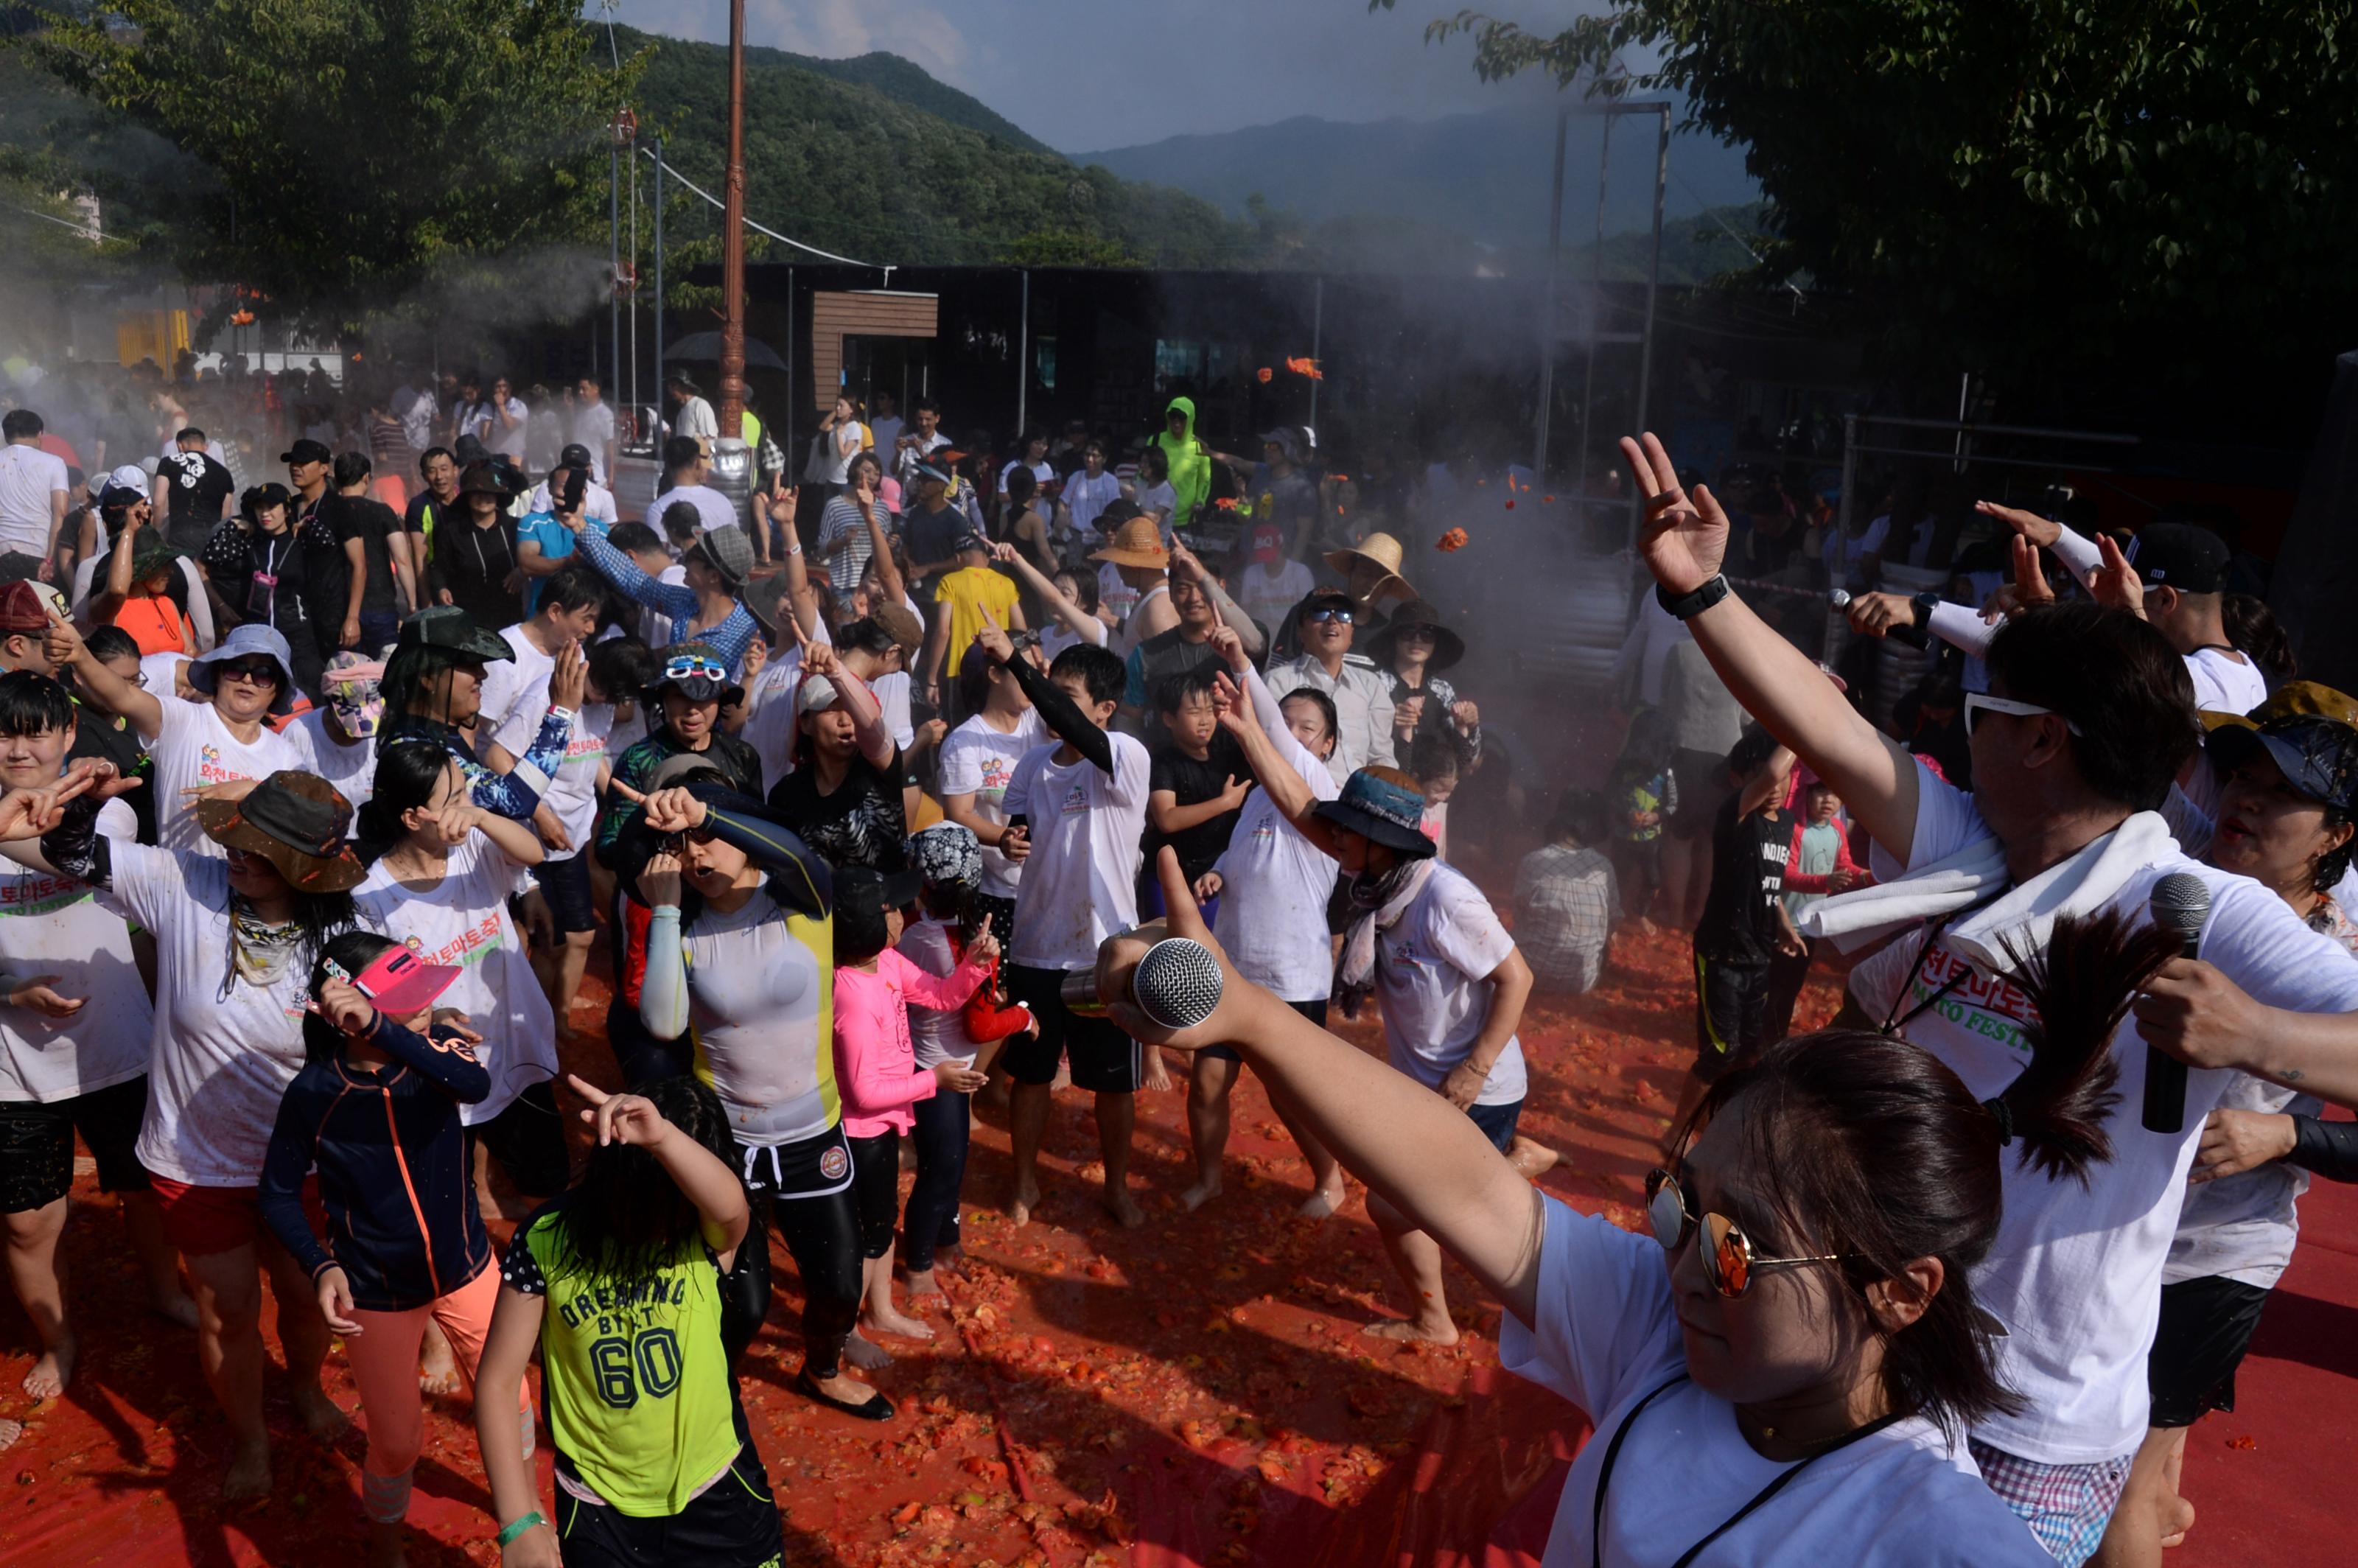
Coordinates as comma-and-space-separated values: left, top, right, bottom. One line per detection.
1963, 692, 2082, 736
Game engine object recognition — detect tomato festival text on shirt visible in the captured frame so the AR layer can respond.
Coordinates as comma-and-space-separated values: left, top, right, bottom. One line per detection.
405, 912, 505, 970
1905, 942, 2036, 1055
0, 872, 95, 919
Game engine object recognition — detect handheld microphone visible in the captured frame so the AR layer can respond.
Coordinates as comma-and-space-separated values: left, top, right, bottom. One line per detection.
1828, 587, 1928, 648
2143, 872, 2211, 1134
1058, 938, 1225, 1032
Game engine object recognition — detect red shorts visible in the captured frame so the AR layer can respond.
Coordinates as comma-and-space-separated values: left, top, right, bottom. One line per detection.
150, 1175, 321, 1258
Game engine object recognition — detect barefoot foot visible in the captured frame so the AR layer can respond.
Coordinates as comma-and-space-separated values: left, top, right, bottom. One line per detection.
0, 1418, 21, 1451
1507, 1135, 1561, 1180
1178, 1177, 1221, 1214
1007, 1178, 1041, 1227
222, 1439, 273, 1500
22, 1337, 74, 1400
1296, 1180, 1346, 1219
861, 1306, 936, 1342
902, 1267, 944, 1301
152, 1291, 200, 1331
842, 1329, 893, 1371
2161, 1497, 2196, 1550
1104, 1186, 1147, 1229
418, 1322, 460, 1396
1362, 1316, 1460, 1348
293, 1383, 350, 1441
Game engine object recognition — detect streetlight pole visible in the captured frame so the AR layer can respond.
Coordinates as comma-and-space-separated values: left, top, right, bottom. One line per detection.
718, 0, 746, 440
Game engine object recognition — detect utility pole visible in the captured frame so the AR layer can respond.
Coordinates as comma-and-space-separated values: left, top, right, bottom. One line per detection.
718, 0, 746, 439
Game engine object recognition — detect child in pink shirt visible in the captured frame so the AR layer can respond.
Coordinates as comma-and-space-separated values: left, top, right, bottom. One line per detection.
831, 865, 993, 1365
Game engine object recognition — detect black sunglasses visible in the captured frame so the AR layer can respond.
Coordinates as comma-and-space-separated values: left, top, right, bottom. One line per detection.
1304, 606, 1354, 626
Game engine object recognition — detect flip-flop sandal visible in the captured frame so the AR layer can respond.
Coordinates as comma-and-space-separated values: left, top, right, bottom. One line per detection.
796, 1367, 895, 1421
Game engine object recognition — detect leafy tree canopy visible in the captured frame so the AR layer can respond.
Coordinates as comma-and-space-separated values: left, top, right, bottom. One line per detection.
1382, 1, 2358, 379
16, 0, 637, 326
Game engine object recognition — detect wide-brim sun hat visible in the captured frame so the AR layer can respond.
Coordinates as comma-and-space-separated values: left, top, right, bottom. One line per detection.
1365, 598, 1465, 672
1091, 516, 1169, 570
189, 622, 298, 716
1312, 768, 1435, 858
1323, 531, 1416, 601
197, 769, 368, 892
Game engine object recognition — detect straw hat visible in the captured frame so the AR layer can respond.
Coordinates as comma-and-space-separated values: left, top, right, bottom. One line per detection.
1091, 516, 1169, 570
1324, 531, 1416, 602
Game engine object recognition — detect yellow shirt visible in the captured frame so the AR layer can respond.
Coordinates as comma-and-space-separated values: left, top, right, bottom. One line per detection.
933, 566, 1021, 676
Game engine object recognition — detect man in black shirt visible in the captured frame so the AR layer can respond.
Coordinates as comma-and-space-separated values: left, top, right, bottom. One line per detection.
323, 451, 411, 651
1682, 724, 1803, 1132
156, 427, 236, 555
1140, 668, 1250, 914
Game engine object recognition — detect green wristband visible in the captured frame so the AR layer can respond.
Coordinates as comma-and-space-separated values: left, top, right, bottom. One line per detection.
496, 1511, 547, 1547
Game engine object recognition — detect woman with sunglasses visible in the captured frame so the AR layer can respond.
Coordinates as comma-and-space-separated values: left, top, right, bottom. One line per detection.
46, 615, 301, 855
612, 780, 886, 1421
202, 483, 334, 694
353, 743, 566, 1211
378, 605, 579, 825
1265, 589, 1396, 783
0, 763, 366, 1501
1086, 851, 2135, 1567
1368, 599, 1481, 771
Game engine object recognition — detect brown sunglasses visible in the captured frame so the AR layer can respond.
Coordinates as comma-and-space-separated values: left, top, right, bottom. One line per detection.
1645, 1167, 1852, 1299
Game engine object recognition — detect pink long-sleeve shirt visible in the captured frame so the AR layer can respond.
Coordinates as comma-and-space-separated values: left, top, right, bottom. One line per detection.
832, 948, 990, 1137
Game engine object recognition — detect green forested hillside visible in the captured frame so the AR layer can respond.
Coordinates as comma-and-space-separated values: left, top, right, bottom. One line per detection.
621, 26, 1261, 269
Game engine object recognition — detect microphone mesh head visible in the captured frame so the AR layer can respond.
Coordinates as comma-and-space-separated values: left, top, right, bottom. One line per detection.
1133, 938, 1224, 1032
2149, 871, 2212, 939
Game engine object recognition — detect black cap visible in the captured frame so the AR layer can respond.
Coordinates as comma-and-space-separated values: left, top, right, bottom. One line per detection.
2127, 523, 2229, 595
396, 605, 514, 664
835, 864, 925, 921
559, 443, 593, 469
281, 438, 332, 466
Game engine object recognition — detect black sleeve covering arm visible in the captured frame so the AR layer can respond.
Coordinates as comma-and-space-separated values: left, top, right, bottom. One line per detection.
2286, 1115, 2358, 1184
1000, 650, 1112, 774
702, 801, 833, 920
38, 796, 110, 889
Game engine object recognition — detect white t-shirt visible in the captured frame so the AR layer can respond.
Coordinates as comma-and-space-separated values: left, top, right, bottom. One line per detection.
108, 844, 320, 1186
996, 458, 1053, 497
281, 707, 379, 806
150, 697, 301, 855
352, 835, 559, 1124
2184, 646, 2267, 716
568, 402, 617, 482
1212, 671, 1340, 1001
486, 396, 529, 460
866, 415, 903, 463
1848, 769, 2358, 1463
0, 799, 148, 1103
539, 700, 615, 856
2165, 1068, 2319, 1290
479, 624, 558, 760
0, 444, 69, 556
674, 396, 718, 445
1236, 559, 1314, 634
1500, 1198, 2054, 1568
872, 669, 915, 752
648, 483, 738, 536
898, 914, 979, 1069
1375, 862, 1526, 1106
1135, 480, 1177, 535
1062, 469, 1122, 536
937, 711, 1048, 898
523, 477, 618, 527
1001, 731, 1151, 970
1097, 562, 1141, 629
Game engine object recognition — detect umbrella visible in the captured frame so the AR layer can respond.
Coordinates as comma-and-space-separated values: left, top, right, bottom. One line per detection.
663, 332, 787, 371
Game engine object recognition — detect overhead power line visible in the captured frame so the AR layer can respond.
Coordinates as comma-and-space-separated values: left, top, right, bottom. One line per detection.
639, 147, 892, 277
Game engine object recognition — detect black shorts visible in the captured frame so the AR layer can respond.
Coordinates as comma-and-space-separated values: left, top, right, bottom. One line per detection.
1001, 964, 1144, 1093
1464, 1096, 1525, 1154
1201, 997, 1328, 1063
1693, 953, 1769, 1083
845, 1130, 899, 1259
0, 1076, 150, 1213
2147, 1275, 2273, 1427
733, 1123, 853, 1202
553, 1444, 784, 1567
471, 1080, 571, 1198
534, 853, 599, 935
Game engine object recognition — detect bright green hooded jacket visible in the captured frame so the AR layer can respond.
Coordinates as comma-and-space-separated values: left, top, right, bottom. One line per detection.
1152, 396, 1213, 531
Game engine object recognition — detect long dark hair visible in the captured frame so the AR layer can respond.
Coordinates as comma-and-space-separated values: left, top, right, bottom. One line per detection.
381, 642, 473, 725
1684, 909, 2180, 1436
300, 930, 402, 1065
2222, 593, 2298, 690
355, 739, 455, 865
559, 1076, 737, 1290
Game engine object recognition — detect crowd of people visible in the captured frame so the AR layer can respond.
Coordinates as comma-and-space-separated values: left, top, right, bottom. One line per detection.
0, 345, 2348, 1568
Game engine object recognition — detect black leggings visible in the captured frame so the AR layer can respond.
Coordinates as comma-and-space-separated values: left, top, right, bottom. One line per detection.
769, 1185, 862, 1379
902, 1088, 968, 1272
847, 1132, 900, 1261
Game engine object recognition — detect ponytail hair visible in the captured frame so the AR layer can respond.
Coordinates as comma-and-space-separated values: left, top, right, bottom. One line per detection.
1995, 907, 2183, 1183
2222, 593, 2298, 690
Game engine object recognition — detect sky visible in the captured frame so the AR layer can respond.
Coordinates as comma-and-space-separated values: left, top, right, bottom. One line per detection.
599, 0, 1595, 153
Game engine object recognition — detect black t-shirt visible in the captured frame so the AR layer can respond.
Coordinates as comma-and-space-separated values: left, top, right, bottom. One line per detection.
1143, 729, 1248, 886
69, 707, 155, 844
292, 490, 351, 631
1693, 797, 1791, 965
155, 450, 236, 553
326, 494, 403, 615
202, 519, 317, 634
767, 743, 906, 872
904, 503, 962, 574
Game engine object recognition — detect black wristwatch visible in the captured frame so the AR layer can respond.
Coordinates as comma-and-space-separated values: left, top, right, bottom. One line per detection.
1909, 591, 1940, 631
1655, 573, 1731, 621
